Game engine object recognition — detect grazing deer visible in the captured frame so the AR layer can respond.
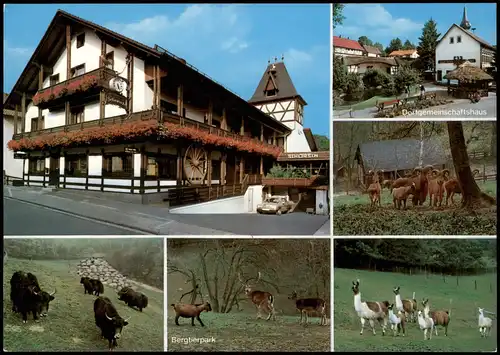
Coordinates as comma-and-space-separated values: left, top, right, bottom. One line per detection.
393, 287, 417, 322
352, 279, 389, 336
238, 272, 276, 321
422, 298, 451, 336
288, 291, 327, 326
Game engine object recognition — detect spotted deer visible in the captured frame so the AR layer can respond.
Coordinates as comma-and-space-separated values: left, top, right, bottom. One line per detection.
352, 279, 389, 336
288, 291, 327, 326
238, 272, 276, 321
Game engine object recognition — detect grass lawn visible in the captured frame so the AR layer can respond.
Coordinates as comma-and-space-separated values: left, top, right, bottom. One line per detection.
334, 268, 497, 352
167, 311, 330, 352
333, 181, 497, 235
3, 258, 164, 351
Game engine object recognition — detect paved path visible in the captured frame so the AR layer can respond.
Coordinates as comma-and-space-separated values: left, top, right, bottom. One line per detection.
3, 186, 329, 236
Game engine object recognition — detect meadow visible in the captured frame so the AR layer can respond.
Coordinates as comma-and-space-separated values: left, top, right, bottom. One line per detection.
333, 180, 497, 235
167, 240, 330, 352
3, 258, 164, 351
334, 268, 497, 352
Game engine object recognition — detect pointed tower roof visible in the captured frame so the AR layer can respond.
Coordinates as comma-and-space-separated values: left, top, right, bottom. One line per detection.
249, 61, 307, 105
460, 6, 471, 30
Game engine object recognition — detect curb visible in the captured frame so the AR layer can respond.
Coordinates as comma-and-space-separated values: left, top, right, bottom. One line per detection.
4, 196, 159, 235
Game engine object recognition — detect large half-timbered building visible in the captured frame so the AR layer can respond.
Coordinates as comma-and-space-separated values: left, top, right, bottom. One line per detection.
6, 10, 328, 213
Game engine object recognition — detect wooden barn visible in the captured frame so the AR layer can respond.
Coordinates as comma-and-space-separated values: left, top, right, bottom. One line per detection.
355, 137, 448, 185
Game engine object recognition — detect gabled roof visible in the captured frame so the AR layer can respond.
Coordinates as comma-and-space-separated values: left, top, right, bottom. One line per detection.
437, 24, 495, 51
343, 56, 398, 66
333, 36, 365, 51
356, 137, 447, 172
363, 45, 382, 55
303, 128, 318, 151
248, 61, 306, 105
4, 10, 292, 133
388, 49, 417, 57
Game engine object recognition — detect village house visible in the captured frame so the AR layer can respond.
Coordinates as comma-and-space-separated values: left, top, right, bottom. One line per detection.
4, 10, 328, 214
333, 36, 365, 57
435, 7, 496, 83
343, 56, 402, 75
3, 94, 24, 179
354, 137, 448, 186
363, 45, 382, 58
388, 49, 419, 59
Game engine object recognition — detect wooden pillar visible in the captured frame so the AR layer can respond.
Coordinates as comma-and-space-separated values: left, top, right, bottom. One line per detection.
220, 153, 226, 186
38, 65, 43, 125
152, 65, 157, 109
157, 64, 161, 109
260, 156, 264, 175
65, 101, 71, 126
139, 146, 146, 194
272, 131, 276, 145
239, 156, 244, 183
177, 85, 184, 118
21, 93, 26, 133
129, 54, 134, 113
100, 39, 106, 66
221, 108, 227, 130
99, 91, 105, 121
176, 144, 182, 186
240, 117, 245, 135
66, 25, 71, 79
207, 100, 213, 125
207, 151, 212, 187
14, 105, 19, 135
260, 124, 264, 142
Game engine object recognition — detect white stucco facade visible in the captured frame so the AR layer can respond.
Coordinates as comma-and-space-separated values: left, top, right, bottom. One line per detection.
435, 25, 482, 83
334, 47, 364, 57
3, 117, 23, 178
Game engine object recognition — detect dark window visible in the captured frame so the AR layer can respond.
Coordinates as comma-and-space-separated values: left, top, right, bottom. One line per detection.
71, 64, 85, 78
31, 117, 44, 131
160, 99, 177, 113
105, 51, 114, 70
28, 158, 45, 175
65, 155, 88, 177
146, 154, 176, 179
266, 89, 277, 97
102, 154, 133, 177
50, 74, 60, 86
449, 37, 454, 44
76, 33, 85, 48
211, 159, 221, 181
212, 120, 221, 128
70, 106, 84, 124
457, 36, 462, 43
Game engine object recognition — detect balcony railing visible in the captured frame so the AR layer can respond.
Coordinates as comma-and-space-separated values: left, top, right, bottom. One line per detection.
33, 67, 125, 109
12, 109, 281, 154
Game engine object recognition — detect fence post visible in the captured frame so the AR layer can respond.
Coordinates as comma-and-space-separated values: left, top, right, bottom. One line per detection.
490, 283, 493, 293
442, 273, 446, 283
475, 280, 477, 290
483, 163, 486, 183
456, 274, 459, 286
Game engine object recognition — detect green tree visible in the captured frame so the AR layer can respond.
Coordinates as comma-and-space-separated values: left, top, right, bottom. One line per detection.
385, 38, 403, 54
417, 18, 441, 72
333, 4, 345, 30
358, 36, 373, 46
313, 134, 330, 151
362, 69, 393, 89
333, 56, 347, 92
403, 39, 416, 50
373, 42, 384, 54
393, 65, 422, 94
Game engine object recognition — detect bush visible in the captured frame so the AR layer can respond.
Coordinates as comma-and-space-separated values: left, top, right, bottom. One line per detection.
266, 165, 311, 178
362, 69, 394, 91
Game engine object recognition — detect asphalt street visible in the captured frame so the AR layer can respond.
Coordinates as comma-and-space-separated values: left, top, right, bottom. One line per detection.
4, 198, 144, 235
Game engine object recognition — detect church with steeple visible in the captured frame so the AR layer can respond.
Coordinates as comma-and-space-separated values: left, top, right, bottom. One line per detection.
435, 6, 496, 83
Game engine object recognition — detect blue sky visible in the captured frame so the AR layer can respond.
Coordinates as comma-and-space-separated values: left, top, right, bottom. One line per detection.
4, 4, 330, 136
335, 3, 497, 48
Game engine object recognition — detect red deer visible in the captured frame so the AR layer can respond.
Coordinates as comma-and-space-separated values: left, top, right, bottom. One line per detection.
352, 279, 389, 336
238, 272, 276, 321
288, 291, 327, 326
422, 298, 451, 336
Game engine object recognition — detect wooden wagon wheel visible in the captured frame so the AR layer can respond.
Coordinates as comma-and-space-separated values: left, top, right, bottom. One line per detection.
183, 144, 208, 184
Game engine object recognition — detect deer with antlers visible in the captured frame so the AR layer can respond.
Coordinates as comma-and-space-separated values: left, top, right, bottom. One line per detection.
238, 272, 276, 321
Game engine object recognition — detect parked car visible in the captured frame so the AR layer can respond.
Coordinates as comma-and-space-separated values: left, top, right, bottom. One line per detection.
256, 196, 293, 215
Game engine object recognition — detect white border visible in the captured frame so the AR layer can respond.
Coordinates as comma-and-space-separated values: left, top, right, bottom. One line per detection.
332, 235, 496, 239
329, 4, 334, 352
334, 117, 498, 122
164, 237, 168, 352
3, 235, 161, 239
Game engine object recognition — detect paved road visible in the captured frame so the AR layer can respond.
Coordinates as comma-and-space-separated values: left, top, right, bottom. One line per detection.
4, 198, 142, 235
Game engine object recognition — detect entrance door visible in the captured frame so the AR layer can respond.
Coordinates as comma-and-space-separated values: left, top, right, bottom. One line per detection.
225, 154, 236, 185
48, 156, 59, 186
437, 70, 442, 81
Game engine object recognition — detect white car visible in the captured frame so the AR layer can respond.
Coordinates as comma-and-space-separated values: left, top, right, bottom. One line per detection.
256, 196, 293, 215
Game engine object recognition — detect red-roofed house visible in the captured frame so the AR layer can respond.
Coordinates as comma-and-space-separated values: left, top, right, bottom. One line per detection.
388, 49, 419, 59
333, 36, 366, 57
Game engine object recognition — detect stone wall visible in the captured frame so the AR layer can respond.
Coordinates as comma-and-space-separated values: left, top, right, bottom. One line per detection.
76, 257, 133, 291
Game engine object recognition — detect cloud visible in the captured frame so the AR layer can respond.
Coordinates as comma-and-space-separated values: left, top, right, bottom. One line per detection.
335, 4, 422, 42
4, 40, 31, 57
106, 4, 251, 55
282, 45, 329, 83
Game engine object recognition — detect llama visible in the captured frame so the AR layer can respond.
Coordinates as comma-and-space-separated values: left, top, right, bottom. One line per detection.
417, 310, 434, 340
422, 298, 451, 336
478, 308, 494, 338
352, 279, 389, 336
388, 304, 406, 336
393, 287, 417, 322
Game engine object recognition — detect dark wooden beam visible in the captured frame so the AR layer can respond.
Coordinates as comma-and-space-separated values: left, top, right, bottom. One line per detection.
14, 105, 19, 135
66, 25, 71, 79
21, 93, 26, 134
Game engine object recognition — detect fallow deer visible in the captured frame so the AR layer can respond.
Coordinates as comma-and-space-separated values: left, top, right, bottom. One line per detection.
288, 291, 327, 326
238, 272, 276, 321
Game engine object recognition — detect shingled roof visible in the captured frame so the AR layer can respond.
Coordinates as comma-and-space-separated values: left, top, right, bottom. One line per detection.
356, 137, 448, 172
248, 61, 306, 105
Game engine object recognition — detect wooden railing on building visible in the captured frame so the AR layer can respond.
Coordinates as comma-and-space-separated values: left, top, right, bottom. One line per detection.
165, 184, 244, 207
4, 173, 23, 186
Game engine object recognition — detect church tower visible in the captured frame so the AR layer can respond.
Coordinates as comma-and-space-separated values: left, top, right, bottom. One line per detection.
249, 58, 310, 152
460, 6, 472, 30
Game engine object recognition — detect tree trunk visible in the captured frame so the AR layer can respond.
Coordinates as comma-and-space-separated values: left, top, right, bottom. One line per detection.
447, 122, 495, 208
419, 122, 424, 167
490, 121, 497, 157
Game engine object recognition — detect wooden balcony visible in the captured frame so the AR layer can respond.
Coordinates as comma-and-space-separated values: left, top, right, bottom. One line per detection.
261, 176, 320, 187
12, 109, 281, 155
33, 67, 126, 110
